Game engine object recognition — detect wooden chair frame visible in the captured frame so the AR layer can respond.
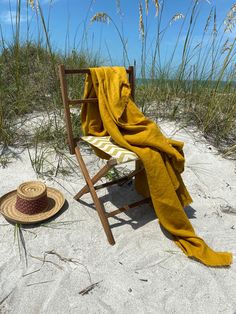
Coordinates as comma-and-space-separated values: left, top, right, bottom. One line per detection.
58, 64, 150, 245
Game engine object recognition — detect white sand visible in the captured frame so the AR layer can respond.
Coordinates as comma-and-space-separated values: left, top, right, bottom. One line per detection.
0, 121, 236, 314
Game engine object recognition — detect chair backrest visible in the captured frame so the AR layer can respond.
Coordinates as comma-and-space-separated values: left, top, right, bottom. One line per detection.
58, 65, 136, 154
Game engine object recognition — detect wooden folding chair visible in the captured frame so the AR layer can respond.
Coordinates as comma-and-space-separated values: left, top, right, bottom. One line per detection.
58, 65, 150, 245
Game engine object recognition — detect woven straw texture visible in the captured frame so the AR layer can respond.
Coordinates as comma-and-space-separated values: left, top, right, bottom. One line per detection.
17, 181, 47, 200
0, 187, 65, 224
16, 181, 48, 214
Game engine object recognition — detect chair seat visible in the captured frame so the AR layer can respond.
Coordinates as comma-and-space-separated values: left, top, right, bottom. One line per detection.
81, 136, 138, 164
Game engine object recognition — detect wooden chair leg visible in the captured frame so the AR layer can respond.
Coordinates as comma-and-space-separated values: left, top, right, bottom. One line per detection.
75, 147, 115, 245
74, 162, 113, 200
75, 160, 144, 199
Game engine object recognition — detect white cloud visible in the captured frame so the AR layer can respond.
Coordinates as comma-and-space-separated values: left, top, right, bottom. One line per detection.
0, 10, 27, 24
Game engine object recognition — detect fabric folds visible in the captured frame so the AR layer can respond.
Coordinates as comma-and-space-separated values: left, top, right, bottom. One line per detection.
81, 66, 232, 267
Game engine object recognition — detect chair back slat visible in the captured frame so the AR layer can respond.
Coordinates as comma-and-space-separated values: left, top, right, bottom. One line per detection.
68, 98, 98, 105
58, 64, 135, 155
65, 69, 91, 74
65, 68, 134, 75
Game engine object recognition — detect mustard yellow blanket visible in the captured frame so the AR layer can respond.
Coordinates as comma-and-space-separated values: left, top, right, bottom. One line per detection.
81, 66, 232, 267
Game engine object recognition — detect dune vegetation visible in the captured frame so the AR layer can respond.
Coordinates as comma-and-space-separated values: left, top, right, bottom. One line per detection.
0, 0, 235, 172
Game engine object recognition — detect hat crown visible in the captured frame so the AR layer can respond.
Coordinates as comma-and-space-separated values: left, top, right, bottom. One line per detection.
17, 181, 47, 200
0, 181, 64, 224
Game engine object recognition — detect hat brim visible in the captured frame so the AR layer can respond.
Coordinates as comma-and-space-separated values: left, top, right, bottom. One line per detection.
0, 187, 65, 224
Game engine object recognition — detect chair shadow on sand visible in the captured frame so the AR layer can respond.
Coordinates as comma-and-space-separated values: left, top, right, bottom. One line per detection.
78, 179, 196, 233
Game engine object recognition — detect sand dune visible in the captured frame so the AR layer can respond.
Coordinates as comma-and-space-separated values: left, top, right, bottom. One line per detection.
0, 121, 235, 314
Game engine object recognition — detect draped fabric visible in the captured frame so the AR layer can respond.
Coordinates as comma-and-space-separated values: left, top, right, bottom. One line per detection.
81, 66, 232, 267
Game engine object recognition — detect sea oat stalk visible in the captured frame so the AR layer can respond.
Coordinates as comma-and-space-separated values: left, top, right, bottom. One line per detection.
153, 0, 159, 16
139, 2, 145, 40
224, 4, 236, 32
91, 12, 130, 64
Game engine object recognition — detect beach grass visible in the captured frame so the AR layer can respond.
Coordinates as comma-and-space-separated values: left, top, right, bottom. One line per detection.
0, 0, 235, 172
133, 1, 236, 151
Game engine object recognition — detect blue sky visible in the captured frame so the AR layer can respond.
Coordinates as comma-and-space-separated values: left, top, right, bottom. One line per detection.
0, 0, 236, 70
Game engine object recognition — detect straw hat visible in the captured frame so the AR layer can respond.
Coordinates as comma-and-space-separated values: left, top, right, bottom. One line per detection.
0, 181, 65, 224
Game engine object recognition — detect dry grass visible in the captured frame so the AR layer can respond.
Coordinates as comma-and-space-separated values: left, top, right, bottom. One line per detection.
0, 0, 235, 170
